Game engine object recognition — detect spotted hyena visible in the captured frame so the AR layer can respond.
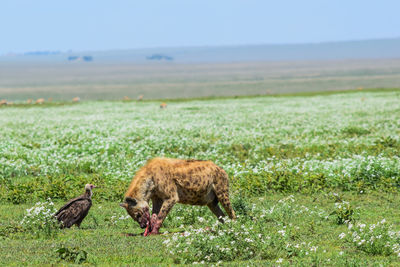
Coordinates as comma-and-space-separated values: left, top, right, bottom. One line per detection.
120, 158, 236, 236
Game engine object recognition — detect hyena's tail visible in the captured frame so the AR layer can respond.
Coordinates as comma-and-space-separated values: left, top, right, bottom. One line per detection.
213, 167, 236, 220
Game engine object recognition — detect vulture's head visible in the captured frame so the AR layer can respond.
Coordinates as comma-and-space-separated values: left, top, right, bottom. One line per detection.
85, 184, 96, 191
85, 184, 96, 197
120, 197, 150, 229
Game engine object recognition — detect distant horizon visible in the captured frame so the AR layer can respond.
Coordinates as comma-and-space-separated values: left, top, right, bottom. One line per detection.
2, 36, 400, 56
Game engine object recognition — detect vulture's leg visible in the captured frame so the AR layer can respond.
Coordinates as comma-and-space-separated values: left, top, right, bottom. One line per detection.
75, 217, 84, 228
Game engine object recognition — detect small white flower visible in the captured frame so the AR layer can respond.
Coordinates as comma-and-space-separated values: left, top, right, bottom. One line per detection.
348, 223, 353, 230
278, 230, 286, 236
276, 258, 283, 263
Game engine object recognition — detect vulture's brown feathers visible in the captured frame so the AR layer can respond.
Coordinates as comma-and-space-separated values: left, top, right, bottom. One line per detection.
55, 184, 95, 228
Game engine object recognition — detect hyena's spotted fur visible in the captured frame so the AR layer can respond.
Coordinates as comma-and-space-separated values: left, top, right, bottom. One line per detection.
120, 158, 236, 236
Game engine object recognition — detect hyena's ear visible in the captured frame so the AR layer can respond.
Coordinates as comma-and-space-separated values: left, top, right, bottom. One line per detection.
125, 197, 137, 206
119, 202, 128, 209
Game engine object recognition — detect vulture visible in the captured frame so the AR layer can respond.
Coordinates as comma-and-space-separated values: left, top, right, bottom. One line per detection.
55, 184, 96, 228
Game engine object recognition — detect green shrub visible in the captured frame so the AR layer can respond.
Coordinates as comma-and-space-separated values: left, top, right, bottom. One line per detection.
55, 245, 88, 264
231, 194, 250, 216
1, 175, 129, 204
0, 224, 24, 239
341, 126, 370, 136
333, 201, 355, 225
375, 136, 398, 148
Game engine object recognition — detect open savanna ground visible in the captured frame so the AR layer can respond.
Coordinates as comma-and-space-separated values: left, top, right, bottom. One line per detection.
1, 58, 400, 101
1, 90, 400, 265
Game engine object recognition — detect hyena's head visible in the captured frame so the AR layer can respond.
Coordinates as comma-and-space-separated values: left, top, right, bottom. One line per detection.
120, 197, 150, 229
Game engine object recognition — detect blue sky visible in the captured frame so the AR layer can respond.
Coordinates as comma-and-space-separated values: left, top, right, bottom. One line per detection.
1, 0, 399, 53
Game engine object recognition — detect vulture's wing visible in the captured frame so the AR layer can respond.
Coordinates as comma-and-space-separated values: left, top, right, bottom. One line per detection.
56, 199, 92, 228
55, 194, 85, 217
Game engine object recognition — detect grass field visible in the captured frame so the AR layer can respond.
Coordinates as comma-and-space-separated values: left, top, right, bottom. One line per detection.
1, 90, 400, 265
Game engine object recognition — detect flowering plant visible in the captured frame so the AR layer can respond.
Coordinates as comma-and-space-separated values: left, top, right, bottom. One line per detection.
164, 196, 322, 264
340, 219, 400, 257
20, 198, 60, 236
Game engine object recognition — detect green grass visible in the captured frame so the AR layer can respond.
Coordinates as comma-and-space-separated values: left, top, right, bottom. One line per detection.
1, 90, 400, 265
1, 192, 400, 266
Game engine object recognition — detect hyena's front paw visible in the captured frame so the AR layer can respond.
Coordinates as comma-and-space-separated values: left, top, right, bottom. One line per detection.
143, 214, 158, 236
150, 214, 158, 224
150, 218, 162, 235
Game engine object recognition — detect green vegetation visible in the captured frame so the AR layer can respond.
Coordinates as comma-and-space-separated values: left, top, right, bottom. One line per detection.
1, 90, 400, 265
1, 193, 400, 265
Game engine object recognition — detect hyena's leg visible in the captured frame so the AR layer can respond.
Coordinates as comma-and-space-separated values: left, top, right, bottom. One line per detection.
207, 196, 225, 223
149, 197, 163, 231
150, 194, 178, 235
214, 170, 236, 220
152, 196, 163, 214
